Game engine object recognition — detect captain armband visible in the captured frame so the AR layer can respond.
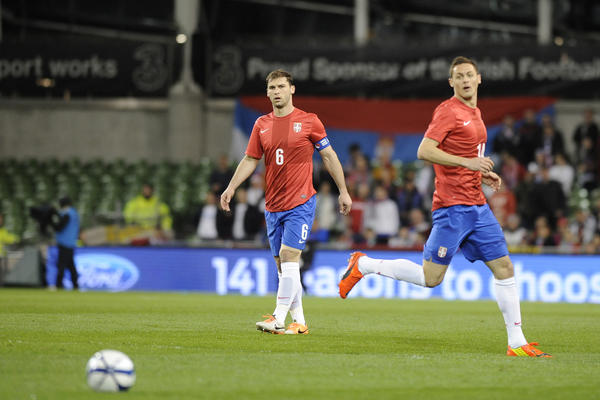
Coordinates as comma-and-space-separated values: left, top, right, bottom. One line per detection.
314, 137, 331, 152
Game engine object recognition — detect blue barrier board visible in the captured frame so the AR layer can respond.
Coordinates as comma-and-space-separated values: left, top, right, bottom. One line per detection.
46, 247, 600, 303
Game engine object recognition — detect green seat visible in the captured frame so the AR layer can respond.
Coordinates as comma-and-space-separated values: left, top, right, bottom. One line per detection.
0, 177, 11, 199
96, 195, 122, 217
3, 205, 24, 237
21, 218, 38, 240
171, 188, 193, 214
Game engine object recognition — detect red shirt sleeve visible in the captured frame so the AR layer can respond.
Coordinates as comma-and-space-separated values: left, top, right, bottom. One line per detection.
309, 115, 327, 143
245, 120, 263, 159
424, 104, 456, 143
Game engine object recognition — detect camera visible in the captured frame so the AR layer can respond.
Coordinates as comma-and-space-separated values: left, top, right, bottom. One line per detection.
29, 205, 57, 236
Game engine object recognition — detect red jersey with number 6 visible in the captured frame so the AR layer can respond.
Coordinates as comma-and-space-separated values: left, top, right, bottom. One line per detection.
424, 96, 487, 211
246, 107, 330, 212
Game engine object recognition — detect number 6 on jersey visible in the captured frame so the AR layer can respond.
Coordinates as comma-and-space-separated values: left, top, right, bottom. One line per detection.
276, 148, 284, 165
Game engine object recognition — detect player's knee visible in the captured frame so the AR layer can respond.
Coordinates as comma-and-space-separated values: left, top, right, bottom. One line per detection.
279, 247, 301, 263
423, 263, 447, 287
424, 270, 444, 287
489, 256, 514, 280
425, 277, 443, 288
497, 260, 514, 279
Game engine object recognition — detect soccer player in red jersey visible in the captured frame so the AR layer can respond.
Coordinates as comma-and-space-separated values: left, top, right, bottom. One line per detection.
221, 69, 352, 335
339, 57, 551, 357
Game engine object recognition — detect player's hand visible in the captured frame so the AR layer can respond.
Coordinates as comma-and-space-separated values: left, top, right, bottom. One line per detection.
482, 171, 502, 192
338, 191, 352, 216
464, 157, 494, 173
220, 188, 234, 213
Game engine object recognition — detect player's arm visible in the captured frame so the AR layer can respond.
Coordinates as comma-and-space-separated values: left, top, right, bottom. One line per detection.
220, 155, 260, 212
319, 146, 352, 215
417, 137, 494, 173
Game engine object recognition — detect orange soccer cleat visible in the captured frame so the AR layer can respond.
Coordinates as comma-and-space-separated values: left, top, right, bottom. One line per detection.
507, 342, 552, 358
338, 251, 366, 299
284, 322, 309, 335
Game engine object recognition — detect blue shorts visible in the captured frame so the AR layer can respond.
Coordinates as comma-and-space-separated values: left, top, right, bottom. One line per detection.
264, 195, 316, 257
423, 204, 508, 265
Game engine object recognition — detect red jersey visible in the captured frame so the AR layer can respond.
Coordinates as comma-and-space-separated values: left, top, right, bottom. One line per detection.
245, 108, 329, 212
424, 96, 487, 211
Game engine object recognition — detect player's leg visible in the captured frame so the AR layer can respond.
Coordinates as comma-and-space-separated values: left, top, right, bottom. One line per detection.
256, 212, 286, 333
276, 197, 315, 334
273, 244, 302, 326
339, 254, 446, 298
281, 246, 305, 326
485, 255, 549, 357
467, 205, 551, 357
485, 255, 527, 346
279, 245, 308, 334
288, 290, 308, 334
340, 207, 465, 298
274, 256, 281, 275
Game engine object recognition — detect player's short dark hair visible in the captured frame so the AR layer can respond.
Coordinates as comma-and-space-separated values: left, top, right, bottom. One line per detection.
449, 56, 479, 78
266, 69, 293, 86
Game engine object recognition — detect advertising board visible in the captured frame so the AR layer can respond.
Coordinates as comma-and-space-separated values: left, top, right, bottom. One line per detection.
46, 247, 600, 303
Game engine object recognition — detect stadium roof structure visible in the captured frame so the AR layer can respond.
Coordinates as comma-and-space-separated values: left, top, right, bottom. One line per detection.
2, 0, 600, 47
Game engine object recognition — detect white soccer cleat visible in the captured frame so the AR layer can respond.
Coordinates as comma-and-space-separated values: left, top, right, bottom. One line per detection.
256, 315, 285, 334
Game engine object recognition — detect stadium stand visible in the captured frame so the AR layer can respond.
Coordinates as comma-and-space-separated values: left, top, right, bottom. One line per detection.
0, 153, 598, 252
1, 0, 600, 254
0, 158, 213, 243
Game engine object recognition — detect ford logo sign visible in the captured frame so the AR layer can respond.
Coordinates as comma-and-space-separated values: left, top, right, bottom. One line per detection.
74, 253, 140, 292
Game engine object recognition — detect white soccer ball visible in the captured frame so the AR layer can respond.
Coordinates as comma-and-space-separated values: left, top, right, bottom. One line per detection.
86, 349, 136, 392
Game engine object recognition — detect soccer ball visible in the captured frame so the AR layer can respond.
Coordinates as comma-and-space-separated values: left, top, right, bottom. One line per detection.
86, 349, 136, 392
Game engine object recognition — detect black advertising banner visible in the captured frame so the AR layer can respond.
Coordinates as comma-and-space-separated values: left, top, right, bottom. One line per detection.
195, 41, 600, 99
4, 38, 600, 99
0, 40, 181, 97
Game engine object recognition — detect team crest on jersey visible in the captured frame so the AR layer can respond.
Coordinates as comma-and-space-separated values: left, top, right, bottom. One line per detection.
438, 246, 447, 258
293, 122, 302, 133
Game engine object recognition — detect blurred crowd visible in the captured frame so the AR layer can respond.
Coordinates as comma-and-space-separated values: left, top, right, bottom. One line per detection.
1, 109, 600, 256
200, 108, 600, 254
487, 108, 600, 253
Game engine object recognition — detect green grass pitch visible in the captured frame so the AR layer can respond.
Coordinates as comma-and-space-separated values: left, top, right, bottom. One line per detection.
1, 289, 599, 400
